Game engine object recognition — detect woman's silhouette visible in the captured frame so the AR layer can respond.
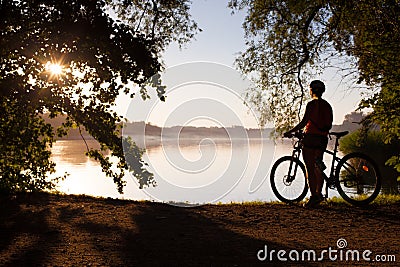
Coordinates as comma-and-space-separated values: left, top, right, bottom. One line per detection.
284, 80, 333, 208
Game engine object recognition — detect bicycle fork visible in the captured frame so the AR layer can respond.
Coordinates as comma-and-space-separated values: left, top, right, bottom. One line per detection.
287, 150, 301, 184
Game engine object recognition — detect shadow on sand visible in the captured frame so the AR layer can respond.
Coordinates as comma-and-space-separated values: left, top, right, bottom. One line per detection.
1, 193, 399, 266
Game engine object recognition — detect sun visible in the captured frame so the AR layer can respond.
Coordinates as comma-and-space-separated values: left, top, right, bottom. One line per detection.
45, 61, 63, 76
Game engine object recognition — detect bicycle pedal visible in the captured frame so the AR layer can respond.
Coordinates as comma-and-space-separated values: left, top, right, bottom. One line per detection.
326, 179, 336, 189
316, 160, 327, 171
328, 184, 336, 189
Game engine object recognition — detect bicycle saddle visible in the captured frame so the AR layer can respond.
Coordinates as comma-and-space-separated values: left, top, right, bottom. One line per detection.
329, 131, 349, 138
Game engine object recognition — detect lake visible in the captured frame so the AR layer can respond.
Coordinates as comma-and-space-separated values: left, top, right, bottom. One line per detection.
51, 138, 338, 205
51, 138, 282, 203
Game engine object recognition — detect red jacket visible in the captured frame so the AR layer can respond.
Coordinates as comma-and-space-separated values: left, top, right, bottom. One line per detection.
291, 98, 333, 136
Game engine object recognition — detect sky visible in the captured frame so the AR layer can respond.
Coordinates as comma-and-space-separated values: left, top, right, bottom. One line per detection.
118, 0, 364, 128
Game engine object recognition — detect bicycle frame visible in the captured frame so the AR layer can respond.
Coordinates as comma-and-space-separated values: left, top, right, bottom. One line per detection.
322, 139, 342, 197
288, 133, 344, 198
324, 133, 342, 178
287, 139, 302, 183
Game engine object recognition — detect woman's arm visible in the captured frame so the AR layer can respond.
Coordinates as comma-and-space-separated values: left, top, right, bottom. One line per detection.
284, 102, 311, 136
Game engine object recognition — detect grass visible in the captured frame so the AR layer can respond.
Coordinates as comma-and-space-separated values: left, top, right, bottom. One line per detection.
214, 194, 400, 207
367, 194, 400, 205
325, 194, 400, 206
4, 191, 400, 207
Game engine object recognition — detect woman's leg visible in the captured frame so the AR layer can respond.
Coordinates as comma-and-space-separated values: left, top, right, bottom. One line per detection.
303, 147, 324, 197
302, 147, 318, 197
314, 149, 324, 196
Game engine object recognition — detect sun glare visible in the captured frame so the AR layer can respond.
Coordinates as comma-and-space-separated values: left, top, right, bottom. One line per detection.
45, 61, 63, 76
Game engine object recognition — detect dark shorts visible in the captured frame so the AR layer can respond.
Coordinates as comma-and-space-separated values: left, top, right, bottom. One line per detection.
302, 134, 328, 151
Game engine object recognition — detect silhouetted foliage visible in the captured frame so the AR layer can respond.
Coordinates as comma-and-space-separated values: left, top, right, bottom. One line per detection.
0, 0, 198, 193
340, 130, 400, 193
233, 0, 400, 176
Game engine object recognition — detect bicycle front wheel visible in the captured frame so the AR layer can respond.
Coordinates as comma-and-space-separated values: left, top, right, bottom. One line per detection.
335, 152, 381, 206
270, 156, 308, 203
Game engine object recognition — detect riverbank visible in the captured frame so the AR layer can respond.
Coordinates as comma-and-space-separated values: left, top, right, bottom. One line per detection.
1, 193, 399, 266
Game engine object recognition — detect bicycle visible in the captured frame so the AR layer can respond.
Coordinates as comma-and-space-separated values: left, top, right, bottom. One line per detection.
270, 131, 381, 206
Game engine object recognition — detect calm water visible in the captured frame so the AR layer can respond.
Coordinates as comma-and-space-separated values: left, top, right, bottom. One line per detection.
51, 138, 338, 204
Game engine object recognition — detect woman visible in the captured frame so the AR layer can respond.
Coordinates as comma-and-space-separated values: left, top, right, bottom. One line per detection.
284, 80, 333, 208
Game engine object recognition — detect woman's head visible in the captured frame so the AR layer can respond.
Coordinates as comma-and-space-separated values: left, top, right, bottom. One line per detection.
310, 80, 325, 98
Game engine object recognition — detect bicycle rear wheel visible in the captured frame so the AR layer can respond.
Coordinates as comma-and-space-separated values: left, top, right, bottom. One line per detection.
335, 152, 381, 206
270, 156, 308, 203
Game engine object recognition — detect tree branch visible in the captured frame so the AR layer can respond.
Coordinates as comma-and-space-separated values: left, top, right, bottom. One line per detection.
78, 125, 90, 153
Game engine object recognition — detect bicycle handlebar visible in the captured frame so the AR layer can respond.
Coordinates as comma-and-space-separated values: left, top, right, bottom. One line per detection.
283, 131, 303, 139
284, 130, 349, 140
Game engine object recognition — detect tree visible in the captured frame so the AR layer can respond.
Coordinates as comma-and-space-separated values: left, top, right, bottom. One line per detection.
232, 0, 400, 177
0, 0, 198, 193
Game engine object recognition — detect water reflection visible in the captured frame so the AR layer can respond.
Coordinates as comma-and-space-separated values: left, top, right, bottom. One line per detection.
51, 139, 308, 203
51, 140, 100, 165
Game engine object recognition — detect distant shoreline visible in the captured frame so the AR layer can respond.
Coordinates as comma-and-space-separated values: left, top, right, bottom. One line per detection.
44, 114, 359, 141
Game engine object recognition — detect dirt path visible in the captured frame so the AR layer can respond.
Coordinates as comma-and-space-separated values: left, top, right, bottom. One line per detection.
0, 193, 399, 266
